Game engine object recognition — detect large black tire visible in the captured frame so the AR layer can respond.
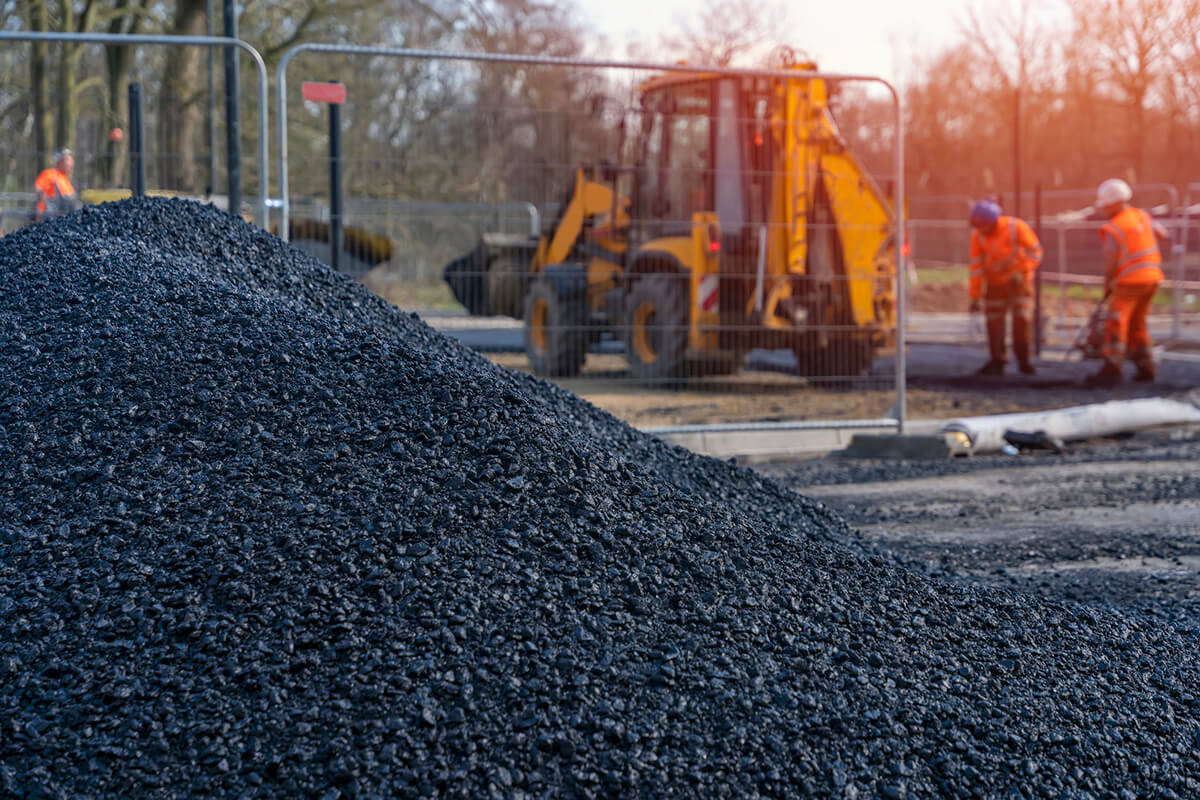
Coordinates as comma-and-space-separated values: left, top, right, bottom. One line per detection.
486, 255, 528, 318
523, 278, 586, 377
689, 351, 743, 378
793, 332, 876, 380
625, 274, 689, 383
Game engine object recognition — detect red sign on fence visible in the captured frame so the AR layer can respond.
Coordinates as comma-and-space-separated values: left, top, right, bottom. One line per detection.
301, 82, 347, 104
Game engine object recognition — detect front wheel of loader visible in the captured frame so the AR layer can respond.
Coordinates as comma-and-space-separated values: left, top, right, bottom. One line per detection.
524, 278, 586, 377
625, 274, 689, 384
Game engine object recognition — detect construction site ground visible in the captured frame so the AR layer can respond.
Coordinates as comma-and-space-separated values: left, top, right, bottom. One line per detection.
376, 273, 1200, 643
370, 271, 1200, 430
758, 425, 1200, 634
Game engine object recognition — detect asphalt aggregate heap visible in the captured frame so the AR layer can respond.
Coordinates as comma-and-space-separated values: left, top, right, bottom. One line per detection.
3, 198, 1200, 798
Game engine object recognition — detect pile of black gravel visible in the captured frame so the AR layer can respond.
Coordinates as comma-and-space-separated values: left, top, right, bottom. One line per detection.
3, 198, 1200, 798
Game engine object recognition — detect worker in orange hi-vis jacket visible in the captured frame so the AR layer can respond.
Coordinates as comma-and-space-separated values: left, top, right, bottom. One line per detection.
34, 147, 81, 222
1086, 178, 1167, 387
967, 199, 1044, 376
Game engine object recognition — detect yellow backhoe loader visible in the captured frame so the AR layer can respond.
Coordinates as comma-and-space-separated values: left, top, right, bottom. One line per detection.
444, 58, 897, 381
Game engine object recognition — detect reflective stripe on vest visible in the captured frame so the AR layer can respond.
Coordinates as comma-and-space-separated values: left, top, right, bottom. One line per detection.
1103, 207, 1161, 284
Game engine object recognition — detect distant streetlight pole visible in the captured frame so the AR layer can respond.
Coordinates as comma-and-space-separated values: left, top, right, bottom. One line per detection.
1013, 87, 1021, 218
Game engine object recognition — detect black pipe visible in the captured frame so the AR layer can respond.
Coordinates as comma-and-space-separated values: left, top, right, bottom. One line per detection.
329, 98, 343, 273
1013, 88, 1021, 219
222, 0, 240, 216
128, 82, 145, 197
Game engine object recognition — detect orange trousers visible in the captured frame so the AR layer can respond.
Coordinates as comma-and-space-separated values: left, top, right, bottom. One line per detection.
1101, 282, 1160, 372
983, 277, 1034, 366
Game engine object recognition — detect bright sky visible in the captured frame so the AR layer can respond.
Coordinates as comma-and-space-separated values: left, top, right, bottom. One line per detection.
581, 0, 968, 86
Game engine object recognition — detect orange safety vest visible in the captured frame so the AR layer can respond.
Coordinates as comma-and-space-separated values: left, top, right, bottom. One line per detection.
968, 215, 1043, 299
34, 168, 76, 217
1101, 206, 1163, 286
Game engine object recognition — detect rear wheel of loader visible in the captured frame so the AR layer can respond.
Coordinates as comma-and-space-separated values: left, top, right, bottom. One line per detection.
793, 332, 875, 382
487, 255, 527, 318
626, 274, 689, 384
524, 278, 586, 377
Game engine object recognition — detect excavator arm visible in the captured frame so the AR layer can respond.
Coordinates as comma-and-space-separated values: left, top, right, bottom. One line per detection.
532, 167, 628, 272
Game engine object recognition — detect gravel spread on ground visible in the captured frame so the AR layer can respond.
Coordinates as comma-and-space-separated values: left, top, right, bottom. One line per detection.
3, 198, 1199, 798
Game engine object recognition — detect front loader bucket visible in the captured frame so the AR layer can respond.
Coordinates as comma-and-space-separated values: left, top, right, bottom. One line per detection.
443, 242, 489, 315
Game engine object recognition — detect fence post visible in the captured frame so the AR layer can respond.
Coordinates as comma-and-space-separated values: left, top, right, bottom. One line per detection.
1169, 185, 1182, 342
329, 99, 342, 273
128, 83, 145, 197
222, 0, 241, 217
1057, 223, 1067, 325
1183, 188, 1194, 333
205, 0, 217, 197
1034, 181, 1042, 356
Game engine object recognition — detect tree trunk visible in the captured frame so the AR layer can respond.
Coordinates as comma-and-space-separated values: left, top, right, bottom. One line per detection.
27, 0, 52, 172
102, 46, 132, 187
158, 0, 207, 191
55, 0, 77, 152
100, 0, 154, 186
55, 49, 77, 152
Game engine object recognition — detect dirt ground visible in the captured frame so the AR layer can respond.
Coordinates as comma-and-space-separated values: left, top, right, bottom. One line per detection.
758, 427, 1200, 631
369, 273, 1192, 428
485, 347, 1191, 428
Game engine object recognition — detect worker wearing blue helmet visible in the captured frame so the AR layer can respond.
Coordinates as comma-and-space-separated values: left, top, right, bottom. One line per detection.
968, 199, 1043, 376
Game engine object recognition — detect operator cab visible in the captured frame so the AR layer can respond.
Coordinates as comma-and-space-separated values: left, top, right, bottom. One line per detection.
630, 72, 792, 316
634, 73, 802, 239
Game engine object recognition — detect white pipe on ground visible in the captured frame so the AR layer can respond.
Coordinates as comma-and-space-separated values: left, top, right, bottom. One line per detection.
940, 397, 1200, 454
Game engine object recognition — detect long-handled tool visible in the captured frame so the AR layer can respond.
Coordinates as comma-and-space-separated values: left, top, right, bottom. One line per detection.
1068, 295, 1108, 361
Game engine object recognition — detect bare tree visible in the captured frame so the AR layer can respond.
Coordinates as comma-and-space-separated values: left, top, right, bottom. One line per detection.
156, 0, 205, 192
658, 0, 792, 67
1163, 0, 1200, 172
959, 0, 1060, 209
25, 0, 52, 164
901, 43, 983, 198
1066, 0, 1171, 180
99, 0, 157, 186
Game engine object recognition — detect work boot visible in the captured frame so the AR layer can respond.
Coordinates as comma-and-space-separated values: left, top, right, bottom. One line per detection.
975, 359, 1005, 376
1133, 367, 1156, 383
1018, 361, 1037, 376
1085, 362, 1122, 387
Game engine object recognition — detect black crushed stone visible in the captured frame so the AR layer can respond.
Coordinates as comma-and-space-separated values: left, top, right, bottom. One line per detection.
3, 197, 1200, 798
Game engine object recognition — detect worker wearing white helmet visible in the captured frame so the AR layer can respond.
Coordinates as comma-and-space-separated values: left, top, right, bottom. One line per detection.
1087, 178, 1166, 386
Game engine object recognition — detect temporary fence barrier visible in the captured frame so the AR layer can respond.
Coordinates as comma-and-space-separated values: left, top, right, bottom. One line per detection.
906, 183, 1196, 348
1179, 182, 1200, 338
276, 44, 909, 430
284, 197, 541, 282
0, 32, 269, 227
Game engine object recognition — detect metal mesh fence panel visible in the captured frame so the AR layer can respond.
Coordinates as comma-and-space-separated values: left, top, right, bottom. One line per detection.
908, 184, 1193, 352
0, 33, 267, 229
280, 49, 905, 418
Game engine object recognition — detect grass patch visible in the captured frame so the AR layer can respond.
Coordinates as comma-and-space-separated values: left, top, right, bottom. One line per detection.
921, 265, 1179, 308
363, 277, 462, 311
914, 266, 967, 284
